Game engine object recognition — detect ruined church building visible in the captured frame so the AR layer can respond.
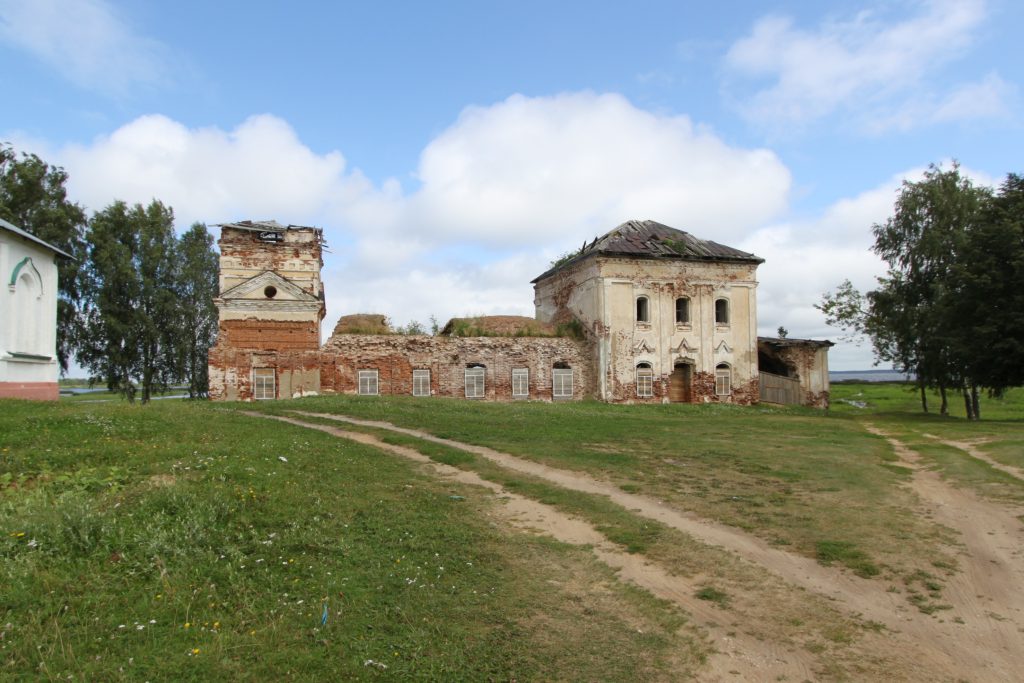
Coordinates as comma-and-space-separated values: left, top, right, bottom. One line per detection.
208, 219, 832, 407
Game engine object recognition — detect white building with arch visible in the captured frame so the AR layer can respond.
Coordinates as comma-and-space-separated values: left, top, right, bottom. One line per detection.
0, 217, 70, 400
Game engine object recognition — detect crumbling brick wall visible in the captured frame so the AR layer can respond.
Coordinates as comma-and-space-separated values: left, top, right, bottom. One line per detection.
217, 319, 320, 351
321, 334, 595, 401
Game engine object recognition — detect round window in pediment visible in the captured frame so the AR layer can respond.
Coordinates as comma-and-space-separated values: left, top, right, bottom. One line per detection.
264, 285, 277, 299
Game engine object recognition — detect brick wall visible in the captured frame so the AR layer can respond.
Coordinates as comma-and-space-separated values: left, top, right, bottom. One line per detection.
321, 334, 595, 401
217, 319, 320, 351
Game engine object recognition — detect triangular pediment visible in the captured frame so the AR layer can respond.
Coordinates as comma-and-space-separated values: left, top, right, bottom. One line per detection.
633, 338, 656, 353
715, 340, 732, 354
220, 271, 318, 302
671, 338, 697, 354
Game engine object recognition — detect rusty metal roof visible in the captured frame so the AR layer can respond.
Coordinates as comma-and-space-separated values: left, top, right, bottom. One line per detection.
532, 220, 763, 282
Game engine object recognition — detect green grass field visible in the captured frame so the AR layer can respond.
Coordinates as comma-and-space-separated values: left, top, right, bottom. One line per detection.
2, 382, 1021, 680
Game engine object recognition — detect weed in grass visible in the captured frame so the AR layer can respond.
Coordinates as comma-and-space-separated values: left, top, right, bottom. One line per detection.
695, 586, 730, 608
814, 541, 881, 578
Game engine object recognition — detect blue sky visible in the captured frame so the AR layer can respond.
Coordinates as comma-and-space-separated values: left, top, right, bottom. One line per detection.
3, 0, 1022, 369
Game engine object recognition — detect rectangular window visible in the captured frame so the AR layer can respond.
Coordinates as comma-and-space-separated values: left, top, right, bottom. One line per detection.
512, 368, 529, 398
412, 369, 430, 397
465, 367, 485, 399
552, 368, 573, 399
358, 369, 379, 395
715, 369, 732, 396
636, 369, 654, 398
675, 297, 690, 324
253, 368, 275, 400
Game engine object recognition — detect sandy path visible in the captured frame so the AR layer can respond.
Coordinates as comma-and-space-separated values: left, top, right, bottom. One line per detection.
920, 432, 1024, 482
247, 412, 817, 681
273, 411, 1024, 680
863, 424, 1024, 680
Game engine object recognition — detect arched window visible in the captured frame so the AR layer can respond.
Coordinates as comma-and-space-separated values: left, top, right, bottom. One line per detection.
636, 296, 650, 323
11, 266, 43, 355
636, 362, 654, 398
552, 363, 573, 399
675, 297, 690, 324
715, 298, 730, 325
715, 363, 732, 396
465, 364, 486, 398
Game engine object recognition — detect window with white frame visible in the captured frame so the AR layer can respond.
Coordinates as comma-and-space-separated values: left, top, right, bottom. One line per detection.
465, 365, 485, 398
253, 368, 276, 400
358, 369, 379, 395
636, 363, 654, 398
512, 368, 529, 398
552, 367, 573, 399
412, 369, 430, 396
715, 364, 732, 396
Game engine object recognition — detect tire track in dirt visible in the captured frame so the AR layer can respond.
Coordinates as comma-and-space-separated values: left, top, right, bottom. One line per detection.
247, 412, 817, 682
863, 424, 1024, 681
919, 432, 1024, 482
287, 411, 1024, 681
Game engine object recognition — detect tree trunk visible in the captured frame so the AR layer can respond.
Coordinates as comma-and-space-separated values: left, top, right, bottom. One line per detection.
963, 387, 974, 420
919, 380, 929, 413
971, 385, 981, 420
939, 384, 948, 416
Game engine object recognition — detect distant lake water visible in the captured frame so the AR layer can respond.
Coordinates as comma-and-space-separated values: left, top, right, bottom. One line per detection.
829, 370, 914, 383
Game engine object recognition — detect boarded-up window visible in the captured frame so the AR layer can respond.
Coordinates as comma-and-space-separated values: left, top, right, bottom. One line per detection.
552, 368, 573, 399
715, 364, 732, 396
675, 297, 690, 324
465, 366, 485, 398
358, 369, 379, 395
636, 363, 653, 398
512, 368, 529, 398
253, 368, 275, 400
412, 369, 430, 397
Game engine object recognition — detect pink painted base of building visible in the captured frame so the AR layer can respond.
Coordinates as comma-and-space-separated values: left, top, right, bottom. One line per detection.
0, 382, 59, 401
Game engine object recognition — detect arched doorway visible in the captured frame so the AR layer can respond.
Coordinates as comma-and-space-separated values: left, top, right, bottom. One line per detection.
669, 362, 692, 403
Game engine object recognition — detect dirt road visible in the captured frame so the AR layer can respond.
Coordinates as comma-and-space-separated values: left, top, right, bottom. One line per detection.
251, 411, 1024, 681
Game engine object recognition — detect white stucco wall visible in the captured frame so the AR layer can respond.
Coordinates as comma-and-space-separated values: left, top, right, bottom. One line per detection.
0, 227, 61, 393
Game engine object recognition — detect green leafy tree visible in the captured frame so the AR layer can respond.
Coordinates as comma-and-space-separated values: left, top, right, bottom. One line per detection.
870, 161, 989, 415
0, 145, 87, 373
80, 200, 181, 403
175, 223, 219, 398
948, 173, 1024, 411
135, 201, 179, 402
80, 201, 142, 400
819, 162, 991, 416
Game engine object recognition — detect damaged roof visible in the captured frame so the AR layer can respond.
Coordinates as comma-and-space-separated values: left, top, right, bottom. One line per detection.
216, 219, 321, 233
758, 336, 835, 348
532, 219, 763, 283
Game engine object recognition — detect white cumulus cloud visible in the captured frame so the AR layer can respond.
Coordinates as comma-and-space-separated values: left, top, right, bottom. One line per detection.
408, 92, 791, 248
60, 114, 357, 227
724, 0, 1007, 132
